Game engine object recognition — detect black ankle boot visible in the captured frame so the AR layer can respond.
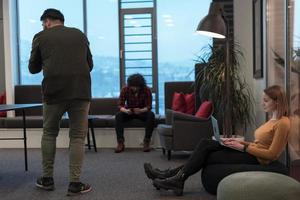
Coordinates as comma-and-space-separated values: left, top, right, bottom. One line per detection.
115, 139, 125, 153
144, 163, 183, 180
153, 170, 187, 196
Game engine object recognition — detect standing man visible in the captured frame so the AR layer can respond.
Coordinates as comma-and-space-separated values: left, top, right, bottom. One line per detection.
115, 73, 155, 153
29, 9, 93, 196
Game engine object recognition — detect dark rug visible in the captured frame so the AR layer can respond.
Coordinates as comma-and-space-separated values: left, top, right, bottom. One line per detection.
0, 148, 216, 200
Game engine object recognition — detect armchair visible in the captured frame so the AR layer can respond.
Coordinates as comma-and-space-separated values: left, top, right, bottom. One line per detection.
157, 82, 214, 160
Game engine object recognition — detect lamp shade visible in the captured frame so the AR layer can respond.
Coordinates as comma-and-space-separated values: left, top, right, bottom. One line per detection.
196, 2, 226, 39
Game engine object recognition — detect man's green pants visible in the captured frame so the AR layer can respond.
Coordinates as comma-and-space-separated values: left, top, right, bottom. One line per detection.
42, 100, 90, 182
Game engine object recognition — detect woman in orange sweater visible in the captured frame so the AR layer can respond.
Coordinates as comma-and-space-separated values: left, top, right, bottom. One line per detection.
144, 85, 290, 196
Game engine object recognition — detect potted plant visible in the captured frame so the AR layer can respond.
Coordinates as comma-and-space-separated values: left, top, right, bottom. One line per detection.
194, 43, 254, 136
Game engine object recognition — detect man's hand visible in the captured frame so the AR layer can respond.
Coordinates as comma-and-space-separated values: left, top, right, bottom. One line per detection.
133, 107, 148, 115
133, 108, 143, 115
120, 107, 133, 115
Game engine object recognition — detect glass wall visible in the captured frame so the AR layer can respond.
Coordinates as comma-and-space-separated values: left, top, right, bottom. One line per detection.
18, 0, 83, 84
17, 0, 211, 112
266, 0, 300, 180
266, 0, 285, 86
87, 0, 119, 97
288, 0, 300, 178
157, 0, 211, 113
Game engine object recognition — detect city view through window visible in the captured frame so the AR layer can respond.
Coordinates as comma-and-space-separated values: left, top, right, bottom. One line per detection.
18, 0, 211, 113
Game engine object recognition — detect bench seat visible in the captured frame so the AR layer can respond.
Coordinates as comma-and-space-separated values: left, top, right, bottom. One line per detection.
0, 115, 165, 128
2, 116, 43, 128
0, 85, 165, 129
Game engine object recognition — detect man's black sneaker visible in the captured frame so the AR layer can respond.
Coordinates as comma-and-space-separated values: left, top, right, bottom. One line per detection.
67, 182, 92, 196
35, 177, 55, 191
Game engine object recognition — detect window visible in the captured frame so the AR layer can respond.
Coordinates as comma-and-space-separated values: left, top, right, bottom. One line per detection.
288, 0, 300, 172
119, 0, 158, 112
157, 0, 211, 113
18, 0, 83, 84
17, 0, 212, 113
87, 0, 120, 97
264, 0, 300, 179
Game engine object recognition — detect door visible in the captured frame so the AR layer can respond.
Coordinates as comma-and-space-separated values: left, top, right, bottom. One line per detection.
119, 0, 158, 113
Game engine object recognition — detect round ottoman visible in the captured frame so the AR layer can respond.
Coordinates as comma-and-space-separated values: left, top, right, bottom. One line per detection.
201, 162, 288, 195
217, 171, 300, 200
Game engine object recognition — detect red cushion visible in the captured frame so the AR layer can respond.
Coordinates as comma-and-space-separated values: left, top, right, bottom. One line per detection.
0, 92, 6, 117
195, 101, 213, 118
184, 93, 195, 115
171, 92, 186, 113
0, 93, 3, 104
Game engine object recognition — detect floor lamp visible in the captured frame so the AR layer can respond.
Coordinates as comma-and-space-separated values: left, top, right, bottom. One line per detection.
196, 2, 232, 137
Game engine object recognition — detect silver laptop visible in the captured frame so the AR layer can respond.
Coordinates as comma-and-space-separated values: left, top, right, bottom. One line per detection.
211, 116, 243, 152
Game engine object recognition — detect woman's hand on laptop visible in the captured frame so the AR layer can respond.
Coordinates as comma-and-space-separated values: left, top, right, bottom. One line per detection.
221, 138, 240, 144
221, 138, 235, 142
222, 139, 244, 151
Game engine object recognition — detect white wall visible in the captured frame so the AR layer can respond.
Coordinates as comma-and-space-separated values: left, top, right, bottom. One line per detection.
234, 0, 266, 141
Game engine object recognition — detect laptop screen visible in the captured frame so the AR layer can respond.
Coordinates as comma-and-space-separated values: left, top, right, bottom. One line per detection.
211, 116, 220, 142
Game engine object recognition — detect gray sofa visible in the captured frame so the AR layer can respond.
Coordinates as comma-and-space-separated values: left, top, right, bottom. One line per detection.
0, 85, 165, 128
158, 81, 214, 160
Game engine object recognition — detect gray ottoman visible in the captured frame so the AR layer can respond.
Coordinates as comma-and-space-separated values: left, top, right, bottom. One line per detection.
201, 162, 288, 194
217, 171, 300, 200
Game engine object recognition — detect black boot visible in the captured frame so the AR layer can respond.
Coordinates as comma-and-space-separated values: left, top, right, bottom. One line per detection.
115, 138, 125, 153
144, 163, 183, 180
153, 170, 187, 196
143, 139, 151, 152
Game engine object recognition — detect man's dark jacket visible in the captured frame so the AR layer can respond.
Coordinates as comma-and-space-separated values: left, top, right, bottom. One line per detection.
28, 25, 93, 104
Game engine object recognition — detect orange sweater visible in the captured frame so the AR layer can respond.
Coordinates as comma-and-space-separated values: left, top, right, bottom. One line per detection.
245, 116, 290, 165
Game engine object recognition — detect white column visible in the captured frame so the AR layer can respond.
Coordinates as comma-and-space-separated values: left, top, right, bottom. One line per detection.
3, 0, 17, 117
234, 0, 266, 140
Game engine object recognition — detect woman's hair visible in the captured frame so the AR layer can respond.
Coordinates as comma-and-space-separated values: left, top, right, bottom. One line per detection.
127, 73, 146, 89
264, 85, 289, 118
